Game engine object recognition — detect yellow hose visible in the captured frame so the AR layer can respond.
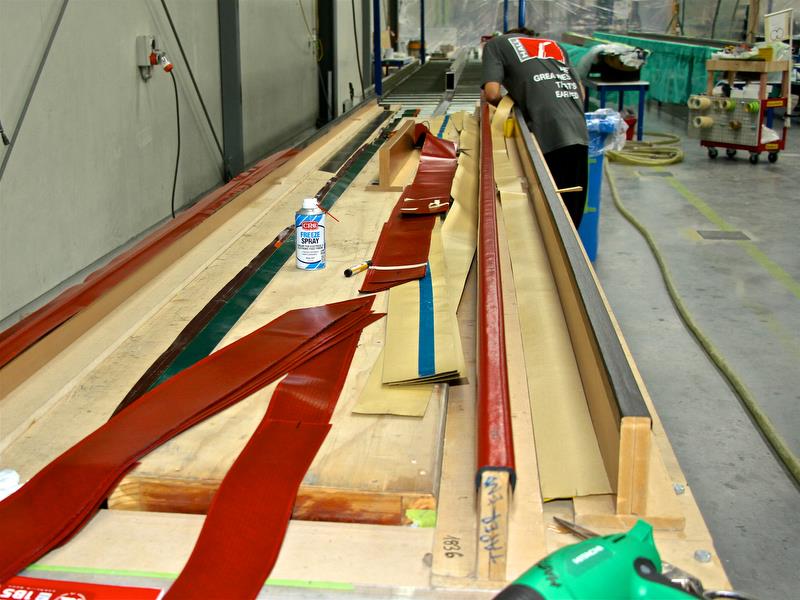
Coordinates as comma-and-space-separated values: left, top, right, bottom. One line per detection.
605, 164, 800, 486
606, 131, 684, 166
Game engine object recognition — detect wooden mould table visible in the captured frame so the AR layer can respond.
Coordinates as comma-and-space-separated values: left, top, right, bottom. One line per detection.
0, 102, 729, 597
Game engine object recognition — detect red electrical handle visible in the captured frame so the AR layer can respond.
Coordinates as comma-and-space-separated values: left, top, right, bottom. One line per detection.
476, 100, 516, 488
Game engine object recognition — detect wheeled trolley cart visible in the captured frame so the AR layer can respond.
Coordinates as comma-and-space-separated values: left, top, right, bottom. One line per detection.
687, 59, 791, 164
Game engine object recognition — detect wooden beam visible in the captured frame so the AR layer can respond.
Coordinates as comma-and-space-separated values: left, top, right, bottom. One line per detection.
476, 470, 510, 581
747, 0, 761, 44
510, 107, 653, 512
370, 118, 417, 191
616, 415, 652, 516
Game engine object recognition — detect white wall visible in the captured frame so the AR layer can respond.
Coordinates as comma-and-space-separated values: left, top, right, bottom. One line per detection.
0, 0, 319, 324
335, 0, 369, 115
240, 0, 318, 163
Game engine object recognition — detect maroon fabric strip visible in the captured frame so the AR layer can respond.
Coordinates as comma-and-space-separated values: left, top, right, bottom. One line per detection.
164, 330, 367, 598
162, 420, 330, 600
0, 297, 376, 583
113, 227, 294, 416
475, 101, 515, 486
360, 126, 458, 294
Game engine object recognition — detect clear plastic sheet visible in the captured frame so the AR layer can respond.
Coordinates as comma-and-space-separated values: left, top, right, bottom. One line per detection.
682, 0, 799, 41
396, 1, 674, 53
395, 1, 798, 104
396, 1, 799, 55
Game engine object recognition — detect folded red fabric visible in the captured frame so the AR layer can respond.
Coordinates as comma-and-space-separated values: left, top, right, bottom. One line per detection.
0, 297, 378, 584
360, 125, 458, 293
475, 101, 515, 487
164, 330, 367, 598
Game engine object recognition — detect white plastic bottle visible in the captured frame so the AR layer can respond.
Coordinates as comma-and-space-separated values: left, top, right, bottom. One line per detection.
295, 197, 326, 270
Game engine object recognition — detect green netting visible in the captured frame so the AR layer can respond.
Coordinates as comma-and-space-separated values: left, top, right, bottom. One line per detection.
563, 40, 637, 111
591, 32, 715, 104
562, 42, 594, 67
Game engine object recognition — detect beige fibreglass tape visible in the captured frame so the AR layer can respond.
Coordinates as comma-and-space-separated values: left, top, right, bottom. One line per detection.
443, 112, 480, 308
492, 101, 611, 498
352, 349, 434, 416
450, 111, 465, 133
354, 114, 475, 417
383, 221, 465, 386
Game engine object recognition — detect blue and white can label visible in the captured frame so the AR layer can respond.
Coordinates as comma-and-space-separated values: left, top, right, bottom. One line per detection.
295, 213, 326, 270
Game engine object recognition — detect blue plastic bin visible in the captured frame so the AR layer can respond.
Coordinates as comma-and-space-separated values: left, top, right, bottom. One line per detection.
577, 153, 604, 261
578, 111, 622, 261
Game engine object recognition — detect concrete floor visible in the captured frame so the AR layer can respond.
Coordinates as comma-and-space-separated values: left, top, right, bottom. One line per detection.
594, 103, 800, 598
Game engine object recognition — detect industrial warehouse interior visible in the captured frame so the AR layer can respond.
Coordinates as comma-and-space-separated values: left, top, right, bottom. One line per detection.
0, 1, 798, 599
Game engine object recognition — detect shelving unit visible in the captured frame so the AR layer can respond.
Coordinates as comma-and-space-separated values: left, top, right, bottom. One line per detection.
694, 59, 791, 163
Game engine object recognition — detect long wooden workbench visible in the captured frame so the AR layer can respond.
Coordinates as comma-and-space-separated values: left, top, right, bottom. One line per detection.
0, 101, 729, 597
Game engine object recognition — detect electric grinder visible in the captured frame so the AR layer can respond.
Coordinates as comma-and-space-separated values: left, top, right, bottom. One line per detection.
495, 520, 699, 599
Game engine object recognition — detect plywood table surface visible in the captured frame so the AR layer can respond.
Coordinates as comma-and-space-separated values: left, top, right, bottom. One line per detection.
1, 106, 447, 529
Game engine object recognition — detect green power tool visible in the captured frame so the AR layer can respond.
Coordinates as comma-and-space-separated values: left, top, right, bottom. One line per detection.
496, 518, 725, 600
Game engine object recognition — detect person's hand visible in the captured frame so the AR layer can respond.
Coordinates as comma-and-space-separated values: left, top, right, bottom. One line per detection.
484, 82, 502, 106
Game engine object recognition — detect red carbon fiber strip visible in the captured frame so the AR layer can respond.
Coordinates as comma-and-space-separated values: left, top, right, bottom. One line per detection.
360, 126, 458, 294
0, 297, 377, 583
0, 149, 297, 369
476, 101, 516, 486
164, 331, 365, 599
165, 421, 331, 599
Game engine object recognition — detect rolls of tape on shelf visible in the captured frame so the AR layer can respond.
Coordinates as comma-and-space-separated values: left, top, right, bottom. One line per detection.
688, 95, 711, 110
693, 116, 714, 129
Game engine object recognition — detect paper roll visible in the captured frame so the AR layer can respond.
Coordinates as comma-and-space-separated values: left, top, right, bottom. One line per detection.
692, 116, 714, 129
715, 98, 736, 111
688, 95, 712, 110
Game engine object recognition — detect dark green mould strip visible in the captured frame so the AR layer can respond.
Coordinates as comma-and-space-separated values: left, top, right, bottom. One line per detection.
142, 114, 402, 392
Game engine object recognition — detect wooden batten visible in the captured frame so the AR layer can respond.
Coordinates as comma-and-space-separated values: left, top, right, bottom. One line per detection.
108, 478, 435, 527
511, 125, 623, 490
616, 415, 652, 516
510, 108, 658, 520
475, 470, 511, 582
370, 119, 418, 191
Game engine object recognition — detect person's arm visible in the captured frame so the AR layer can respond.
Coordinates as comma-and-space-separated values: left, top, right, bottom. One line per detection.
484, 81, 503, 106
481, 38, 505, 106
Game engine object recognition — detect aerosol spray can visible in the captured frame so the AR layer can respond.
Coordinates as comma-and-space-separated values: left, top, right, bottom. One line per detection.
295, 198, 326, 270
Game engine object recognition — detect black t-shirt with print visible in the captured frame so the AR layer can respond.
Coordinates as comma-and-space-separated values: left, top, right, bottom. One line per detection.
482, 34, 588, 154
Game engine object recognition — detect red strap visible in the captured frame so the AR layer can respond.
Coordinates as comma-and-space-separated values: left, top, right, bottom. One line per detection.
164, 331, 365, 598
164, 421, 329, 599
0, 297, 378, 583
476, 102, 516, 486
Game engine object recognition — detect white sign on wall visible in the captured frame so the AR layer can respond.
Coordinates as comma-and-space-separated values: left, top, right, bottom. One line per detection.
764, 8, 793, 43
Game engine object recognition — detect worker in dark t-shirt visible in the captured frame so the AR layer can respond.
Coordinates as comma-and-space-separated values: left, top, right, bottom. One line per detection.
482, 28, 589, 228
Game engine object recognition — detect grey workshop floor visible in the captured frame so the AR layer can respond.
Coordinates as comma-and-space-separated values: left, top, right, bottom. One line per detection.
594, 103, 799, 598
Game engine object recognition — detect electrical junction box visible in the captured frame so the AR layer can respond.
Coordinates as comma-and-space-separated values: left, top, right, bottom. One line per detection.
136, 35, 156, 80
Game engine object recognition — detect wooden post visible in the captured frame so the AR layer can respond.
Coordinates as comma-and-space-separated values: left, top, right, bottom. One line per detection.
747, 0, 760, 44
671, 0, 681, 35
616, 416, 652, 516
476, 470, 510, 581
370, 119, 416, 191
